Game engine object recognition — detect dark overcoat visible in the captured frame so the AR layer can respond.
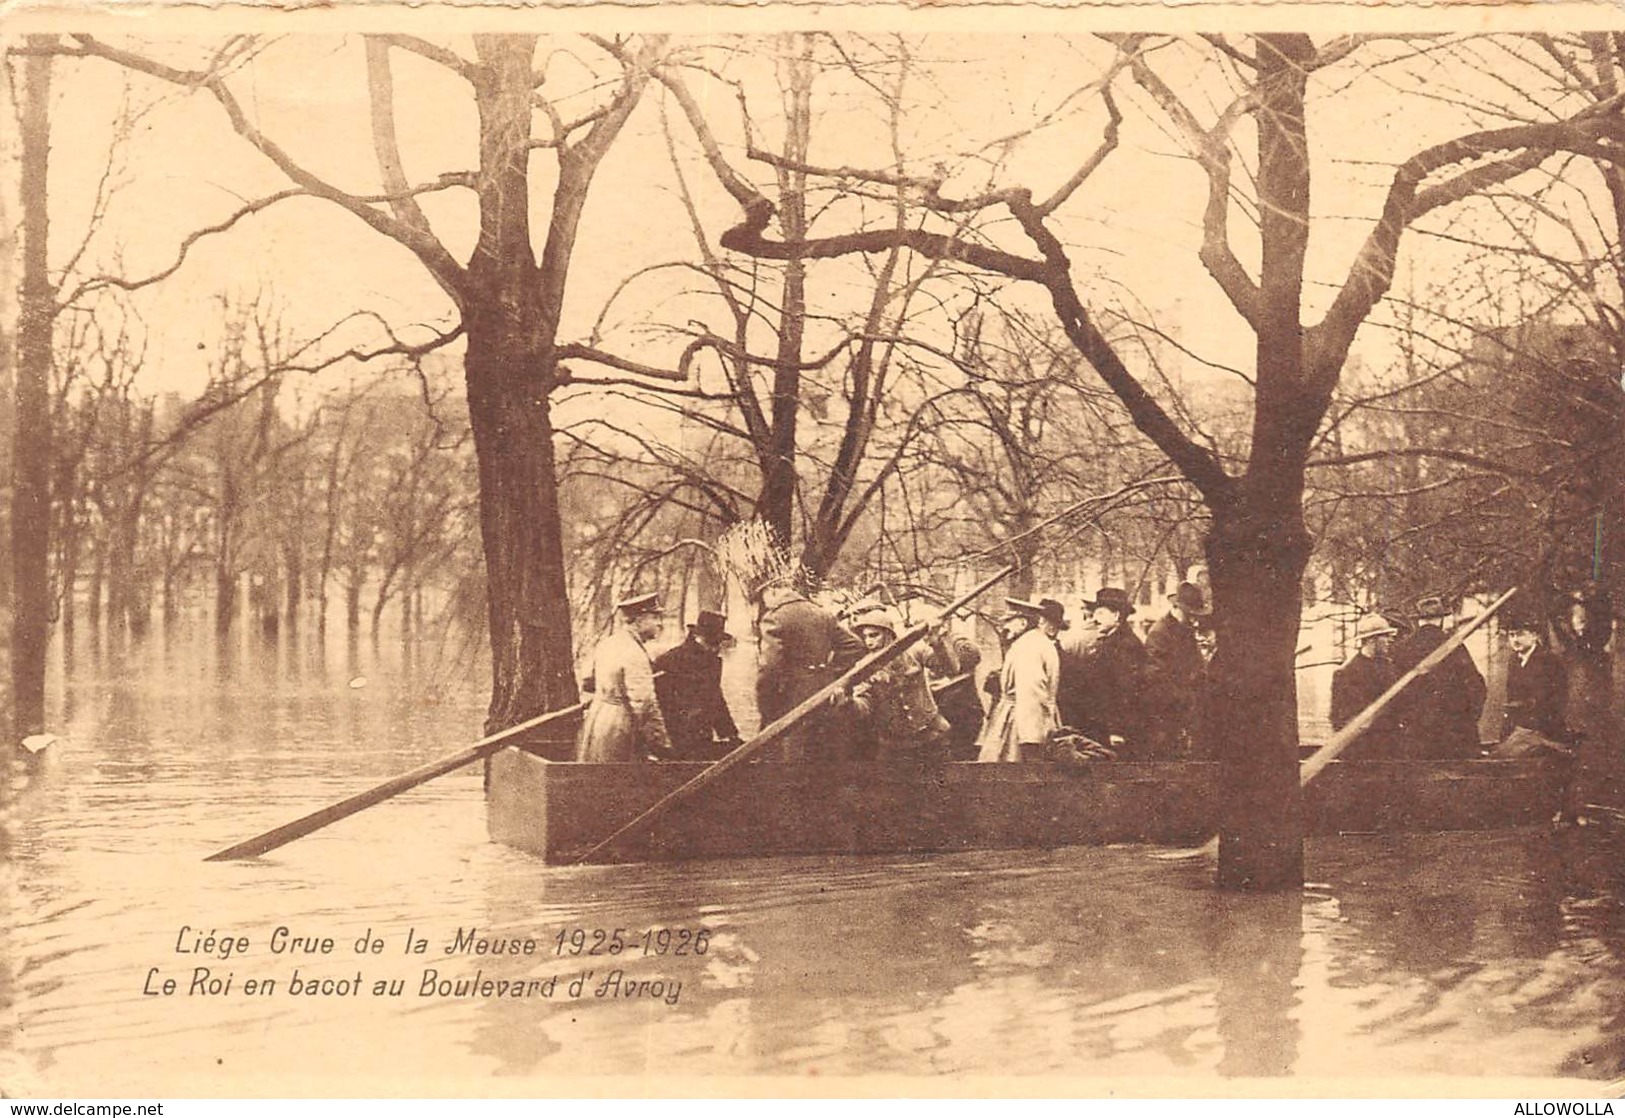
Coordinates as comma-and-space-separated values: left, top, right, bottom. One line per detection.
1142, 613, 1205, 759
1503, 645, 1568, 743
1390, 623, 1486, 759
1329, 651, 1402, 758
1071, 623, 1147, 756
653, 636, 740, 761
755, 588, 866, 762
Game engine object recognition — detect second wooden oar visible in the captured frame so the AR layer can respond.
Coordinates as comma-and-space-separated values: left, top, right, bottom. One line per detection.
572, 563, 1017, 864
205, 700, 587, 862
1168, 587, 1520, 861
1298, 585, 1516, 785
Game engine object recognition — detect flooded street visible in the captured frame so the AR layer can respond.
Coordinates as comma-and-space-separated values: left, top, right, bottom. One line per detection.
7, 623, 1625, 1095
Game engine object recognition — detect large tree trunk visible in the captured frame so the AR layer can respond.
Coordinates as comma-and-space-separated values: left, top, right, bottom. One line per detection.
758, 36, 812, 552
465, 336, 577, 742
1212, 35, 1318, 891
12, 42, 54, 737
1208, 488, 1309, 891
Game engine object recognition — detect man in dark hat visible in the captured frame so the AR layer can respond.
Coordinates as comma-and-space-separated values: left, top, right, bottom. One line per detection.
1142, 582, 1209, 759
1072, 587, 1148, 757
575, 593, 672, 763
753, 579, 866, 762
1503, 613, 1569, 744
1390, 594, 1487, 760
653, 610, 742, 762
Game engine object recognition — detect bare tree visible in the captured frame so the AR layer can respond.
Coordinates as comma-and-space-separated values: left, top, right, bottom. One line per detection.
12, 38, 53, 737
55, 33, 670, 742
664, 33, 1625, 888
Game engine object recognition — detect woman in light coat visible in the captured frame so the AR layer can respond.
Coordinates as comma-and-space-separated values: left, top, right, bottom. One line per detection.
576, 593, 673, 763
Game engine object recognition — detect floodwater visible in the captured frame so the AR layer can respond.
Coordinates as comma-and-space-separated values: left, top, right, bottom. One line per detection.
6, 620, 1625, 1096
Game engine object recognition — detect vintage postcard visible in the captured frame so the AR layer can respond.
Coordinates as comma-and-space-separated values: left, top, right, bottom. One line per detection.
4, 1, 1625, 1102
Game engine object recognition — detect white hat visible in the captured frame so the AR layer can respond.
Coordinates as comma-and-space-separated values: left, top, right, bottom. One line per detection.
1354, 613, 1397, 642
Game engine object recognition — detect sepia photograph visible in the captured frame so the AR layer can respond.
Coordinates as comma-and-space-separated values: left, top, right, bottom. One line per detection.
3, 9, 1625, 1098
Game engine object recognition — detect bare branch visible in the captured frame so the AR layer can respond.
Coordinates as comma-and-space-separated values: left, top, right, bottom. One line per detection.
65, 34, 468, 308
372, 35, 476, 82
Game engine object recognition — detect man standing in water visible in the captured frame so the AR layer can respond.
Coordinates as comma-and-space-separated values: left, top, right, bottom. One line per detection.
576, 593, 672, 763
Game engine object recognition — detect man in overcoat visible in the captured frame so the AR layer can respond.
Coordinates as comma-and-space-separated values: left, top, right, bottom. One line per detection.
755, 581, 866, 762
1391, 594, 1487, 759
1330, 612, 1401, 757
1503, 615, 1569, 743
1142, 582, 1209, 759
847, 606, 951, 762
978, 597, 1065, 762
1073, 587, 1148, 757
653, 609, 741, 762
575, 593, 672, 763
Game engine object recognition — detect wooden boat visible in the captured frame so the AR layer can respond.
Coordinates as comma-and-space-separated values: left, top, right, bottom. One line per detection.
486, 747, 1574, 864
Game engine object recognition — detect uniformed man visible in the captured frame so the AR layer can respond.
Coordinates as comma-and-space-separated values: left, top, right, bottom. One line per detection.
653, 609, 742, 761
575, 593, 672, 763
1329, 612, 1401, 756
847, 606, 951, 763
754, 579, 866, 762
1391, 594, 1487, 759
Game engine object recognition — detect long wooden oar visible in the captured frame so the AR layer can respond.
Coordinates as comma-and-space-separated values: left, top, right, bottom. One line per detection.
1299, 585, 1516, 784
572, 563, 1017, 864
205, 700, 588, 862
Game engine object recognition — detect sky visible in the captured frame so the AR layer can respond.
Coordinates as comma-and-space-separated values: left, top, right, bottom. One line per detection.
3, 27, 1619, 432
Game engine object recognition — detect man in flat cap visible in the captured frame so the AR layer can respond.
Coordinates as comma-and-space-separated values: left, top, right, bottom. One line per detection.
575, 593, 672, 763
1391, 594, 1487, 760
653, 609, 742, 762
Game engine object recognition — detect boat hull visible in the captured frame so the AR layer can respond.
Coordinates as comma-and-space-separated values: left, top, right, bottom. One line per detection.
486, 749, 1571, 864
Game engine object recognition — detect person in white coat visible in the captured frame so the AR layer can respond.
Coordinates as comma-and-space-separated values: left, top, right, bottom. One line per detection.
575, 593, 673, 763
977, 597, 1065, 763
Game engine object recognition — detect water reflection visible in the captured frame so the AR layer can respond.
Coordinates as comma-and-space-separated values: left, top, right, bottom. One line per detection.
7, 623, 1625, 1091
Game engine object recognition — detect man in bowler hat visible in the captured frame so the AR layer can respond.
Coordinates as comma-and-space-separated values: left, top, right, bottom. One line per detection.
1391, 594, 1487, 759
653, 609, 742, 761
1073, 587, 1148, 757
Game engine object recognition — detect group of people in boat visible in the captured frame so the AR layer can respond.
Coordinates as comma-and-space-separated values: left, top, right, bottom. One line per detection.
573, 576, 1220, 766
1330, 594, 1568, 758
